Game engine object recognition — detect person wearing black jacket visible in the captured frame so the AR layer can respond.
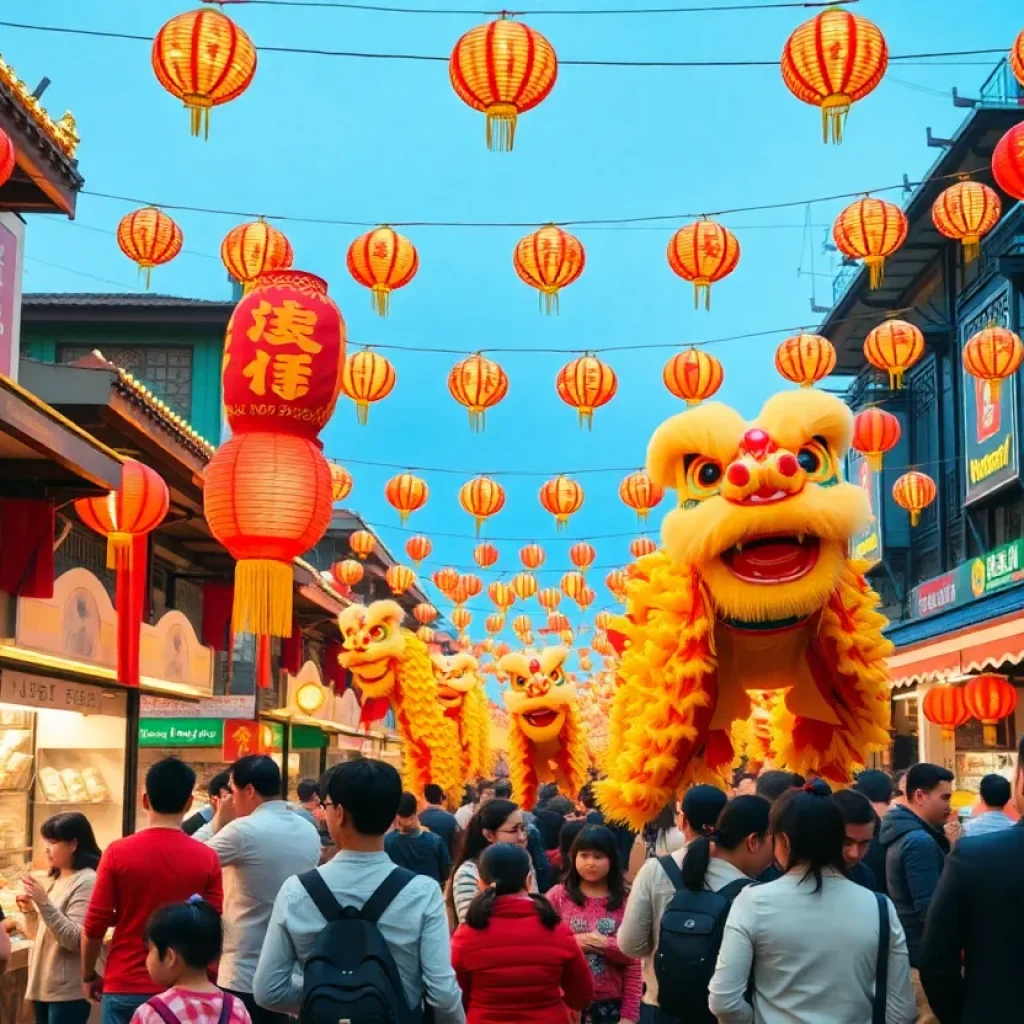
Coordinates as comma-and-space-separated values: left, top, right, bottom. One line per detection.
919, 736, 1024, 1023
853, 768, 894, 895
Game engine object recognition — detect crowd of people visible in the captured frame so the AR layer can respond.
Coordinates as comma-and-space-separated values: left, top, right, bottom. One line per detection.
0, 740, 1021, 1024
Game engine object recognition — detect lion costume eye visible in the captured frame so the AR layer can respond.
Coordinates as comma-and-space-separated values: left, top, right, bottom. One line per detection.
684, 456, 723, 499
797, 438, 833, 482
512, 675, 528, 690
549, 668, 564, 686
368, 624, 388, 641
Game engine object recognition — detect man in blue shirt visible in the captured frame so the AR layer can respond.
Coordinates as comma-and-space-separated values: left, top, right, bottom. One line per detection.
385, 792, 451, 884
418, 783, 460, 857
962, 773, 1016, 838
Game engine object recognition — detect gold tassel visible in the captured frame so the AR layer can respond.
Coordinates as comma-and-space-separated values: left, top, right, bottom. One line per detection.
540, 290, 560, 316
107, 533, 133, 571
355, 401, 369, 426
233, 559, 294, 637
371, 285, 391, 318
867, 453, 883, 472
963, 238, 981, 263
485, 104, 519, 152
983, 723, 997, 747
867, 257, 885, 290
820, 95, 851, 145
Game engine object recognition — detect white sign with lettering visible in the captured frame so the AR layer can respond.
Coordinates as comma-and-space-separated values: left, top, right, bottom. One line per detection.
0, 670, 127, 717
139, 694, 256, 719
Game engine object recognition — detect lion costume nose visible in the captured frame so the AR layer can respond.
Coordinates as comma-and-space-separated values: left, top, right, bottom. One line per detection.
740, 427, 777, 460
527, 676, 550, 697
723, 440, 806, 504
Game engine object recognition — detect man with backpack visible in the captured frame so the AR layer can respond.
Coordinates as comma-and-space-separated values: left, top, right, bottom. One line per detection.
253, 758, 464, 1024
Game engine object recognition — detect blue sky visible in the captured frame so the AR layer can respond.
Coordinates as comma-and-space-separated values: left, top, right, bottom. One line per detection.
11, 0, 1024, 673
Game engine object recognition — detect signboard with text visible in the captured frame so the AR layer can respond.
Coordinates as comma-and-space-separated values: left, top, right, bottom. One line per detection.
0, 216, 22, 380
848, 452, 883, 568
0, 671, 127, 718
910, 538, 1024, 619
139, 718, 224, 747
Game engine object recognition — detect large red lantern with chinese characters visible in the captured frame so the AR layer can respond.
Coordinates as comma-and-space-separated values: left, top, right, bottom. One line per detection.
774, 334, 837, 388
347, 226, 419, 317
405, 535, 432, 566
992, 122, 1024, 202
963, 674, 1018, 747
221, 220, 293, 293
514, 225, 585, 314
892, 471, 936, 528
833, 199, 908, 290
556, 355, 617, 429
619, 471, 664, 524
962, 325, 1024, 404
539, 475, 584, 530
667, 220, 740, 310
851, 408, 902, 471
662, 349, 724, 404
117, 207, 183, 288
922, 685, 970, 741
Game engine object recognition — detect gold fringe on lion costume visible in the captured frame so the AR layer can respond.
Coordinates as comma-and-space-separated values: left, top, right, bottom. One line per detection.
597, 389, 892, 829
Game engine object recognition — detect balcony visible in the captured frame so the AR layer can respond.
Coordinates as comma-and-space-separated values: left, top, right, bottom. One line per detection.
979, 59, 1024, 107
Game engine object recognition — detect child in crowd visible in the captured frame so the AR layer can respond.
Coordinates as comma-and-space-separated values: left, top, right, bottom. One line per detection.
130, 898, 251, 1024
547, 825, 641, 1024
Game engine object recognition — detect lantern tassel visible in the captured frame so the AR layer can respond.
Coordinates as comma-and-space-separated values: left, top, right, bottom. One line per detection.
988, 379, 1003, 403
107, 532, 135, 571
820, 95, 851, 145
909, 509, 921, 528
233, 558, 294, 637
963, 238, 981, 263
371, 285, 391, 318
693, 281, 712, 311
540, 290, 560, 316
982, 723, 997, 747
866, 256, 885, 290
485, 104, 519, 152
867, 453, 883, 472
888, 368, 905, 390
355, 401, 369, 426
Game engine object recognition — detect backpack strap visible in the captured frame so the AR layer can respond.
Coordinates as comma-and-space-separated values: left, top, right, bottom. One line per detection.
657, 854, 684, 890
872, 893, 889, 1024
718, 877, 755, 902
217, 993, 236, 1024
146, 997, 181, 1024
298, 869, 344, 924
361, 867, 416, 924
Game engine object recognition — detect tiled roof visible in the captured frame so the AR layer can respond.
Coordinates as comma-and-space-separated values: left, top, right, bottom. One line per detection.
24, 293, 235, 309
0, 54, 79, 159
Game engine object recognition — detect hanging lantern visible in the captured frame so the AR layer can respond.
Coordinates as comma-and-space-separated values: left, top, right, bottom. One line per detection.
449, 353, 509, 431
618, 470, 664, 524
931, 181, 1001, 263
561, 571, 586, 602
488, 580, 515, 610
569, 542, 596, 573
538, 588, 562, 612
221, 220, 293, 292
405, 535, 432, 566
892, 471, 936, 527
331, 559, 364, 589
460, 574, 483, 600
0, 128, 14, 189
539, 475, 584, 530
992, 122, 1024, 202
485, 613, 506, 635
851, 408, 902, 471
630, 536, 657, 559
520, 544, 546, 570
341, 348, 396, 426
547, 612, 570, 633
451, 608, 472, 635
459, 476, 506, 535
433, 567, 460, 594
774, 334, 837, 388
922, 686, 971, 741
605, 569, 627, 598
1012, 29, 1024, 87
833, 198, 908, 289
577, 586, 596, 611
350, 530, 376, 559
962, 324, 1024, 403
346, 226, 419, 317
662, 349, 725, 405
152, 8, 257, 138
667, 220, 740, 311
474, 542, 499, 568
116, 207, 183, 287
963, 674, 1018, 747
594, 610, 613, 632
449, 580, 470, 607
329, 463, 353, 503
384, 472, 429, 523
449, 17, 558, 151
512, 614, 532, 636
780, 8, 887, 144
385, 564, 416, 595
512, 572, 538, 601
417, 625, 435, 644
555, 354, 617, 429
513, 225, 585, 315
864, 319, 925, 390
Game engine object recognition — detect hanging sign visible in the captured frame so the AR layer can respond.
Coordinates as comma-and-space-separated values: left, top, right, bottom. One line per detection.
139, 718, 224, 747
848, 452, 883, 568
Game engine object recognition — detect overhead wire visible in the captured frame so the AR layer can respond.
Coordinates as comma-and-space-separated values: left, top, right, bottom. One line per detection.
216, 0, 858, 15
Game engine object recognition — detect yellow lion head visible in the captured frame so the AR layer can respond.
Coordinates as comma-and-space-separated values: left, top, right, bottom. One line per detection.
498, 646, 576, 744
337, 600, 405, 699
432, 652, 481, 711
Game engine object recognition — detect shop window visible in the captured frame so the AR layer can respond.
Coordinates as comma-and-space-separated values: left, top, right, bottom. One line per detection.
54, 523, 115, 600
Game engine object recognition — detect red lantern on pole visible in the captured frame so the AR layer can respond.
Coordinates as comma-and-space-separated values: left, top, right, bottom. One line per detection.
963, 674, 1018, 747
922, 685, 970, 741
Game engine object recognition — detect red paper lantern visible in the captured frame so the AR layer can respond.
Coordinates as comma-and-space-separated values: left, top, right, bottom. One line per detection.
594, 610, 613, 632
556, 355, 617, 429
384, 472, 429, 523
451, 608, 472, 634
662, 349, 725, 405
474, 543, 499, 569
459, 476, 506, 535
514, 225, 585, 315
863, 319, 925, 390
922, 686, 970, 741
569, 542, 596, 573
774, 334, 837, 388
618, 470, 664, 524
346, 226, 419, 317
116, 207, 183, 287
539, 475, 584, 530
538, 588, 562, 612
992, 122, 1024, 202
605, 569, 627, 598
385, 565, 416, 595
962, 325, 1024, 403
667, 220, 740, 310
405, 535, 432, 566
341, 348, 396, 426
851, 408, 902, 471
350, 530, 376, 559
833, 198, 908, 290
460, 574, 483, 600
485, 613, 506, 635
963, 674, 1018, 747
414, 602, 438, 625
630, 537, 657, 559
520, 544, 545, 570
0, 128, 15, 189
931, 181, 1001, 263
449, 353, 508, 431
512, 614, 532, 636
488, 581, 515, 610
221, 220, 294, 292
892, 471, 936, 528
331, 559, 364, 588
329, 463, 353, 503
512, 572, 538, 601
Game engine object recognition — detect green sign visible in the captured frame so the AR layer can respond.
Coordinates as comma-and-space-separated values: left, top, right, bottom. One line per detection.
910, 538, 1024, 619
848, 452, 883, 568
139, 718, 224, 747
291, 724, 326, 749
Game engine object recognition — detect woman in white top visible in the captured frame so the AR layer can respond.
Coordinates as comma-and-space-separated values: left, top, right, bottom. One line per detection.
709, 781, 916, 1024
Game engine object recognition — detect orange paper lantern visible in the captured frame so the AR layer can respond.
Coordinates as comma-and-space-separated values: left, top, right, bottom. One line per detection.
962, 325, 1024, 403
0, 128, 14, 189
350, 529, 376, 559
451, 608, 472, 634
152, 8, 257, 137
433, 567, 460, 594
416, 626, 434, 644
384, 472, 429, 523
864, 319, 925, 390
992, 122, 1024, 202
520, 544, 545, 570
405, 535, 432, 566
561, 571, 586, 601
474, 542, 499, 569
512, 572, 538, 601
460, 574, 483, 600
488, 581, 516, 610
618, 470, 664, 524
577, 586, 596, 611
414, 602, 438, 625
538, 588, 562, 612
539, 475, 584, 530
385, 564, 416, 595
449, 18, 558, 151
449, 353, 509, 431
774, 334, 837, 388
630, 537, 657, 559
116, 207, 183, 287
459, 476, 506, 535
662, 349, 724, 405
963, 674, 1018, 746
329, 463, 353, 504
667, 220, 740, 310
851, 408, 902, 471
346, 226, 418, 317
931, 181, 1001, 263
780, 9, 887, 143
833, 198, 908, 290
513, 225, 585, 315
512, 614, 532, 636
221, 220, 293, 292
604, 569, 627, 598
569, 542, 596, 573
331, 559, 364, 588
485, 613, 506, 635
922, 686, 970, 741
892, 471, 936, 528
547, 612, 569, 633
594, 610, 613, 632
341, 348, 396, 425
556, 355, 617, 429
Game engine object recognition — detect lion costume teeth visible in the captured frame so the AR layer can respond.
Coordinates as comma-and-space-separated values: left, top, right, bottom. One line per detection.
596, 389, 893, 830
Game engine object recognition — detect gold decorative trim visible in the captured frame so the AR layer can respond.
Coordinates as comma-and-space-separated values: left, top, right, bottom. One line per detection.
0, 53, 79, 158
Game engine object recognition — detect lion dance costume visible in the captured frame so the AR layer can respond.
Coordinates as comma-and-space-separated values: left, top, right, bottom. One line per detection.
337, 600, 461, 798
597, 389, 892, 829
498, 645, 589, 809
432, 652, 492, 788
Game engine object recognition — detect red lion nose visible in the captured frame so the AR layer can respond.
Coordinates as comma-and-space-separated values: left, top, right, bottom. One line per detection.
529, 658, 541, 674
740, 428, 776, 460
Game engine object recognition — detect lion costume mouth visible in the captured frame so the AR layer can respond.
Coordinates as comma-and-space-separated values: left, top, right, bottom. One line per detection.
437, 685, 464, 708
720, 534, 820, 584
524, 709, 560, 729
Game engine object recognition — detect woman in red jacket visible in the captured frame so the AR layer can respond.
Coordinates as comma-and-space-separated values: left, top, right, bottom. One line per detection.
451, 843, 594, 1024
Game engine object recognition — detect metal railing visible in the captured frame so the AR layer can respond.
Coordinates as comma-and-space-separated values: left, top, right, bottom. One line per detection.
980, 59, 1024, 107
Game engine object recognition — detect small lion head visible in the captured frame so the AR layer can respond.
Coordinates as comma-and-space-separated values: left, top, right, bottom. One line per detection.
337, 600, 405, 698
499, 646, 576, 744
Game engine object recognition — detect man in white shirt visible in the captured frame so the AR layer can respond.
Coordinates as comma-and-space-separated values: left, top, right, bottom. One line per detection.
254, 757, 464, 1024
194, 754, 321, 1024
454, 779, 495, 829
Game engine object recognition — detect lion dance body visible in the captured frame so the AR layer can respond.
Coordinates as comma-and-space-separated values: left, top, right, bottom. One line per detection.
432, 652, 492, 788
498, 646, 589, 809
337, 600, 461, 798
597, 389, 892, 829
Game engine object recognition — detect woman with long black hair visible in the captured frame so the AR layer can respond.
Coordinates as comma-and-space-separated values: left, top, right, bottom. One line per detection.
709, 781, 916, 1023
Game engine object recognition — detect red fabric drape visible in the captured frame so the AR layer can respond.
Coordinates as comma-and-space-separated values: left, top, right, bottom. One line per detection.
0, 499, 55, 598
256, 634, 272, 689
116, 535, 148, 687
281, 617, 303, 676
323, 640, 347, 693
202, 582, 234, 651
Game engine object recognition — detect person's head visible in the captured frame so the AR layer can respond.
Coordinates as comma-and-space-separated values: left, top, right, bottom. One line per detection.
733, 773, 757, 797
578, 783, 598, 810
207, 771, 231, 813
681, 795, 772, 889
296, 778, 321, 809
423, 783, 445, 807
853, 769, 893, 815
144, 757, 196, 820
892, 770, 908, 808
454, 798, 523, 869
563, 825, 626, 911
1014, 736, 1024, 816
536, 783, 559, 808
831, 789, 877, 869
679, 785, 729, 843
228, 755, 281, 816
905, 763, 954, 827
476, 779, 496, 806
39, 812, 102, 878
395, 792, 420, 832
769, 780, 846, 891
323, 758, 402, 848
545, 795, 575, 820
979, 773, 1011, 811
144, 897, 222, 987
466, 843, 559, 931
756, 770, 800, 804
492, 779, 513, 800
460, 784, 476, 808
557, 818, 588, 877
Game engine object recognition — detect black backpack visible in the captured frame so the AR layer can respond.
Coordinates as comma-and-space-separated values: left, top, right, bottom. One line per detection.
653, 855, 753, 1022
298, 866, 420, 1024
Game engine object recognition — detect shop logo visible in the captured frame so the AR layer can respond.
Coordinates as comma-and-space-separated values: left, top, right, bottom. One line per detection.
970, 558, 986, 598
969, 434, 1012, 484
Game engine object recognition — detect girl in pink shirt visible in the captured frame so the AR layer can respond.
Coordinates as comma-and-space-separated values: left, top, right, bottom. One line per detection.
547, 825, 642, 1024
